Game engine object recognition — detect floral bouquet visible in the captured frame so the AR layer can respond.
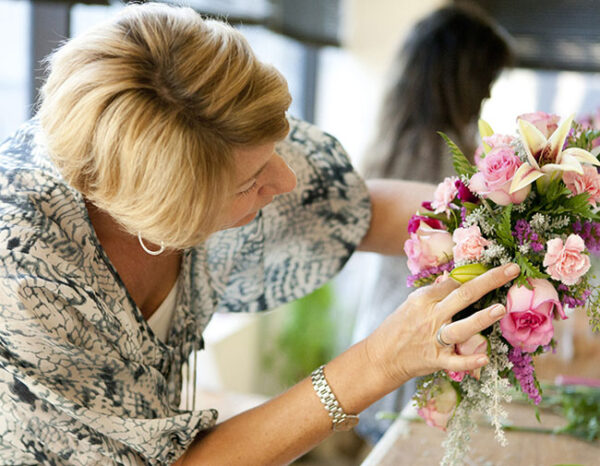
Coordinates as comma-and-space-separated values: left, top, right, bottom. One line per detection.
404, 111, 600, 465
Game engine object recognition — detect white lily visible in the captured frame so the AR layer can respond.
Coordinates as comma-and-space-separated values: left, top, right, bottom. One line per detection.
509, 114, 600, 194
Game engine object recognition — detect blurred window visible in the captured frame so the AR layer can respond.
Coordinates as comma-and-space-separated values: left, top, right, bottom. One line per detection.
0, 0, 30, 141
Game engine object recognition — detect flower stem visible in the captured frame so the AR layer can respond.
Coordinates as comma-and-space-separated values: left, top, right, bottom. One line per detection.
502, 424, 558, 435
481, 198, 498, 221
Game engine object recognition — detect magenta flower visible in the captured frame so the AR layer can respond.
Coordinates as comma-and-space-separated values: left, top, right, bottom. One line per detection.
407, 215, 444, 234
454, 179, 478, 203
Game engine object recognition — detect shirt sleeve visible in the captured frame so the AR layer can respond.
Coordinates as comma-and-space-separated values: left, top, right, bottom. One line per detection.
205, 118, 372, 313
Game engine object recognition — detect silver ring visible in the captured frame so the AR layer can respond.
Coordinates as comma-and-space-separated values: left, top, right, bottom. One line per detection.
436, 323, 452, 348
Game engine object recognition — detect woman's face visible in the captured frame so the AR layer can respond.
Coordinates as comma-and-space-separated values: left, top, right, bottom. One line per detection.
216, 141, 297, 230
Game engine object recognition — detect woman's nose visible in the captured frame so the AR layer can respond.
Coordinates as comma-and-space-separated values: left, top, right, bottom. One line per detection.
262, 154, 297, 196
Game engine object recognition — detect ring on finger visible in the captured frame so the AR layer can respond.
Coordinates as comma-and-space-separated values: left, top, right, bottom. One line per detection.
436, 323, 453, 348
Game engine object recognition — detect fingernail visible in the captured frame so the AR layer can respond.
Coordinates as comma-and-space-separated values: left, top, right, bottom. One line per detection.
490, 304, 506, 318
477, 356, 489, 365
505, 264, 520, 277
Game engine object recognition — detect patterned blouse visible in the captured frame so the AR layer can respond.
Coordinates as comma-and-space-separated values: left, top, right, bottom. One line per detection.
0, 118, 371, 465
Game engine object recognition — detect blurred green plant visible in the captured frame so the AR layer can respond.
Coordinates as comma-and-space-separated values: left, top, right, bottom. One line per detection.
506, 384, 600, 442
263, 284, 336, 387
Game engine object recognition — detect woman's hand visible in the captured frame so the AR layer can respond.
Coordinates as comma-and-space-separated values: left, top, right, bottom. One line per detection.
364, 263, 520, 392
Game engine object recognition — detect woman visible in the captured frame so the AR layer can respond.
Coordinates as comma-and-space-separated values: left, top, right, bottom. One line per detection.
352, 4, 513, 443
0, 3, 517, 464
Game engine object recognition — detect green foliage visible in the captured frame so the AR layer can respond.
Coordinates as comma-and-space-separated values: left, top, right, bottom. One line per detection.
545, 385, 600, 442
495, 204, 515, 248
567, 123, 600, 153
274, 284, 336, 386
413, 372, 445, 408
508, 384, 600, 442
586, 286, 600, 333
534, 176, 595, 220
515, 252, 549, 287
439, 132, 477, 178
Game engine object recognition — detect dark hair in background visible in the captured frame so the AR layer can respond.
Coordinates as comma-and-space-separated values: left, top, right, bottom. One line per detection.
363, 3, 513, 182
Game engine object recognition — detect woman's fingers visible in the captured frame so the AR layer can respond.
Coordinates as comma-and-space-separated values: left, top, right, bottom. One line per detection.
440, 303, 506, 345
440, 352, 489, 373
437, 263, 519, 320
413, 275, 461, 302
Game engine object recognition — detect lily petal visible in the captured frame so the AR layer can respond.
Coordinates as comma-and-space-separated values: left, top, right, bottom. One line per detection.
518, 118, 546, 168
548, 114, 574, 156
509, 163, 545, 193
478, 119, 494, 153
541, 153, 583, 175
562, 147, 600, 166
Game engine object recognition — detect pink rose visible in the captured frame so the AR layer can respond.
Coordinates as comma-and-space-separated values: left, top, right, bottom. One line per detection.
431, 177, 459, 214
404, 223, 454, 274
563, 166, 600, 206
469, 146, 530, 205
474, 134, 516, 169
543, 234, 591, 286
452, 225, 490, 262
518, 111, 560, 138
446, 333, 488, 382
417, 378, 458, 431
500, 278, 564, 352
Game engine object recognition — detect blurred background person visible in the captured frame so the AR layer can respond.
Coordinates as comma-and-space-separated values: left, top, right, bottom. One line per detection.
351, 3, 514, 444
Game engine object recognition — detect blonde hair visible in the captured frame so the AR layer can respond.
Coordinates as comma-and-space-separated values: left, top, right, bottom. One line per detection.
38, 2, 291, 249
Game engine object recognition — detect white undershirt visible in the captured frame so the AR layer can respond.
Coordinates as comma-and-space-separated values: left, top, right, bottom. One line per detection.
147, 277, 179, 343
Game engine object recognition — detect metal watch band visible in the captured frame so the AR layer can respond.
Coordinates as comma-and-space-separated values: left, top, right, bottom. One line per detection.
311, 365, 359, 432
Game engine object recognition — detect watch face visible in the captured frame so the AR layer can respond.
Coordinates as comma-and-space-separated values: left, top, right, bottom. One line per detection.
334, 415, 360, 432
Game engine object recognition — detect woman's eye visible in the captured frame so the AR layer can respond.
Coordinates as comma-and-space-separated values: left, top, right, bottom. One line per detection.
238, 181, 258, 196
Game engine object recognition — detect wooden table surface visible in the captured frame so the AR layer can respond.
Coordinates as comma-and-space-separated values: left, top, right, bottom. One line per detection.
361, 401, 600, 466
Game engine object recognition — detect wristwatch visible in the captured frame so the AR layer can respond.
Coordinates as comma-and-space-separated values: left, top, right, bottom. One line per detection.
311, 365, 360, 432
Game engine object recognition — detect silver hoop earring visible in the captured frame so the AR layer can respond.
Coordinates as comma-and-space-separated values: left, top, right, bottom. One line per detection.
137, 232, 165, 256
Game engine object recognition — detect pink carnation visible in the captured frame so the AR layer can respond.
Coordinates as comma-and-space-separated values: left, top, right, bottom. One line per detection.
543, 234, 591, 286
518, 111, 560, 138
563, 166, 600, 207
452, 226, 490, 262
431, 176, 459, 214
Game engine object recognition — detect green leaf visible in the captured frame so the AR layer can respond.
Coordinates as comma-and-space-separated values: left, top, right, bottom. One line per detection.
496, 204, 515, 248
540, 176, 569, 203
559, 192, 593, 217
515, 252, 549, 286
438, 132, 477, 178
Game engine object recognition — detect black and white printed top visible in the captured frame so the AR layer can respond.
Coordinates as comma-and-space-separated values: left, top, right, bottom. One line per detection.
0, 117, 371, 465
